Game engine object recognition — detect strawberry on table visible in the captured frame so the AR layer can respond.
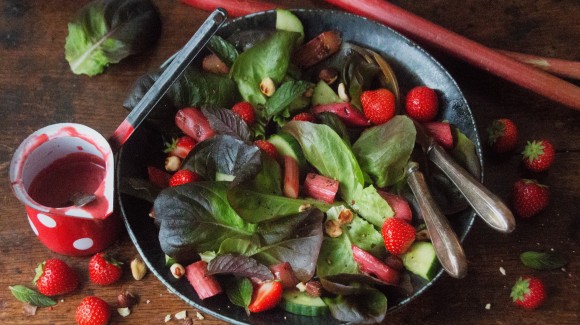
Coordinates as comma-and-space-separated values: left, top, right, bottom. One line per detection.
88, 253, 123, 285
360, 88, 396, 124
510, 276, 546, 309
232, 101, 256, 125
248, 280, 283, 313
522, 139, 555, 172
405, 86, 439, 122
164, 136, 196, 159
169, 169, 201, 187
255, 139, 279, 160
487, 118, 518, 153
512, 179, 549, 218
34, 258, 79, 296
381, 217, 416, 255
75, 296, 111, 325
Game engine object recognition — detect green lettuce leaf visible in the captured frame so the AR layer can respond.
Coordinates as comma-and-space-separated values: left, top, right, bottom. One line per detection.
65, 0, 161, 76
317, 234, 359, 278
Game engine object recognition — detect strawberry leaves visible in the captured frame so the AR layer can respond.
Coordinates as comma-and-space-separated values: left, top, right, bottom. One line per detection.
9, 285, 56, 307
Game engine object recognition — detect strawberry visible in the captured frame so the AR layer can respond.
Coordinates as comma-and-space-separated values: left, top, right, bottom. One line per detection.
487, 118, 518, 153
512, 179, 549, 218
255, 140, 279, 160
232, 101, 256, 124
248, 280, 283, 313
292, 112, 317, 122
75, 296, 111, 325
169, 169, 200, 187
34, 258, 79, 296
360, 88, 396, 124
405, 86, 439, 122
164, 136, 196, 159
510, 276, 546, 309
381, 217, 416, 255
522, 139, 555, 172
88, 253, 122, 285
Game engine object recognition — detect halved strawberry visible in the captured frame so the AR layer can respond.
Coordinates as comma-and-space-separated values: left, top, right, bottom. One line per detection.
423, 121, 454, 149
169, 170, 201, 187
175, 107, 215, 143
164, 136, 196, 159
232, 101, 256, 125
248, 280, 283, 313
255, 140, 279, 160
292, 112, 317, 122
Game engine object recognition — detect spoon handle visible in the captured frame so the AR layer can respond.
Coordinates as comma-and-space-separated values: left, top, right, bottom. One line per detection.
406, 162, 468, 279
428, 144, 516, 234
109, 8, 228, 152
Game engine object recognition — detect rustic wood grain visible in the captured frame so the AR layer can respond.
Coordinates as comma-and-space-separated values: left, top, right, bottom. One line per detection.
0, 0, 578, 324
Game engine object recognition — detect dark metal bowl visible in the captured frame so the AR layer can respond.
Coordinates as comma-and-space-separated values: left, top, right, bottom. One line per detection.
117, 9, 482, 324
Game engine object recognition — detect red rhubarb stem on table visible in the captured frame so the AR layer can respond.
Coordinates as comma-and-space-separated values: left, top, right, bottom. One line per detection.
496, 49, 580, 81
180, 0, 278, 17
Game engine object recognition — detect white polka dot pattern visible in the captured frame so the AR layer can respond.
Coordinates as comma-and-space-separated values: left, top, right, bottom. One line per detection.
37, 213, 57, 228
27, 216, 39, 235
73, 238, 94, 250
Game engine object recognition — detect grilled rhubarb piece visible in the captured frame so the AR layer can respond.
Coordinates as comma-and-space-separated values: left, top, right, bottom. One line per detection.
312, 102, 370, 127
423, 121, 453, 149
377, 190, 412, 222
175, 107, 215, 143
293, 31, 342, 68
185, 261, 222, 300
269, 262, 300, 289
303, 173, 339, 204
352, 245, 400, 285
283, 156, 300, 199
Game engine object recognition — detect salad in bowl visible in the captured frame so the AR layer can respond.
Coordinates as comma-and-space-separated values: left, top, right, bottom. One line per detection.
118, 8, 481, 324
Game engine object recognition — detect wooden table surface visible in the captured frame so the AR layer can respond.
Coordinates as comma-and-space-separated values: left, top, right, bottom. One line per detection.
0, 0, 578, 324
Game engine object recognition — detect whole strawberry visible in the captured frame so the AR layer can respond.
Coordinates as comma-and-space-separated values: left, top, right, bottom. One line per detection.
405, 86, 439, 122
360, 88, 396, 124
510, 276, 546, 309
487, 118, 518, 153
88, 253, 122, 285
232, 101, 256, 125
34, 258, 79, 296
75, 296, 111, 325
512, 179, 549, 218
381, 218, 416, 255
169, 169, 201, 187
164, 136, 196, 159
255, 140, 279, 160
522, 139, 555, 172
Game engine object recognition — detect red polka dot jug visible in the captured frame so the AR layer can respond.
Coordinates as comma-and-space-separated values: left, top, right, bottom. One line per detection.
9, 123, 121, 256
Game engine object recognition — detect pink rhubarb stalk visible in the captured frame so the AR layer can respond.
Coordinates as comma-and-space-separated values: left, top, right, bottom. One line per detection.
311, 102, 370, 127
283, 156, 300, 199
303, 173, 339, 204
185, 261, 222, 300
352, 245, 400, 285
423, 121, 454, 150
377, 190, 412, 222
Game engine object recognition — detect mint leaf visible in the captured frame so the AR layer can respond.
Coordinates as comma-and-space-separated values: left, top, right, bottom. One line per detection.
9, 285, 56, 307
520, 251, 567, 270
265, 80, 311, 117
208, 36, 238, 67
225, 277, 253, 309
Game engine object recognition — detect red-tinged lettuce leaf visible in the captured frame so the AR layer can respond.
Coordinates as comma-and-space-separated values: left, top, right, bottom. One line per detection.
154, 181, 257, 263
181, 135, 261, 183
322, 285, 388, 324
207, 254, 273, 281
254, 208, 324, 282
202, 107, 252, 142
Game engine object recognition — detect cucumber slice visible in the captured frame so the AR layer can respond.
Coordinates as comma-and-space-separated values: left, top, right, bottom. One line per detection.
280, 289, 329, 317
215, 172, 235, 182
312, 80, 342, 106
276, 9, 304, 44
268, 132, 307, 168
402, 241, 440, 281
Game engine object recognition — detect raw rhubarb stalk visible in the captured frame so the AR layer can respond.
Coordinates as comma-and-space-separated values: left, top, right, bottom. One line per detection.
292, 31, 342, 68
496, 49, 580, 81
311, 102, 370, 127
147, 166, 171, 188
175, 107, 215, 143
185, 261, 222, 300
422, 121, 454, 150
352, 245, 400, 285
180, 0, 278, 17
283, 156, 300, 199
303, 173, 339, 204
269, 262, 299, 289
377, 190, 412, 222
324, 0, 580, 110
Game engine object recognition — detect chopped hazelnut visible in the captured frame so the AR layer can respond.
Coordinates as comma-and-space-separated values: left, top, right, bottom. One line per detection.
338, 82, 349, 102
325, 219, 342, 238
165, 156, 181, 172
170, 263, 186, 279
337, 209, 354, 225
117, 289, 138, 308
260, 77, 276, 97
131, 256, 147, 280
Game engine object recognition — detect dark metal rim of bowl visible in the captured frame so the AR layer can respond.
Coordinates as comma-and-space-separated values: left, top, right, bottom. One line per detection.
116, 8, 482, 325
